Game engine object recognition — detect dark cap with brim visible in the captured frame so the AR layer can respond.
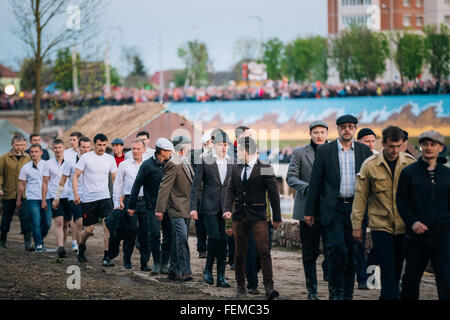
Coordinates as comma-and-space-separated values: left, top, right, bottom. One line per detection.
336, 114, 358, 125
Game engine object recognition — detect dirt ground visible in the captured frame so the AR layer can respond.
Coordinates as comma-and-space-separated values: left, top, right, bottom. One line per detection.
0, 219, 439, 300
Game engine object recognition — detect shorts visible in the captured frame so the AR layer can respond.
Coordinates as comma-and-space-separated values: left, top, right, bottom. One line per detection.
68, 200, 83, 221
81, 198, 113, 227
50, 198, 71, 221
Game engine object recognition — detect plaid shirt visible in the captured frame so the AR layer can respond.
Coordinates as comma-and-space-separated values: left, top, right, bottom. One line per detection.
337, 139, 356, 197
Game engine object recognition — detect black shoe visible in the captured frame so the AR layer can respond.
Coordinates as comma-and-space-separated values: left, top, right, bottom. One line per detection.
57, 246, 67, 258
77, 253, 88, 263
140, 265, 151, 272
123, 263, 132, 269
216, 275, 230, 288
265, 288, 279, 300
230, 264, 235, 270
248, 288, 260, 295
151, 263, 161, 275
24, 233, 34, 251
167, 272, 177, 281
203, 270, 214, 285
358, 282, 369, 290
199, 251, 207, 259
0, 240, 6, 248
237, 285, 247, 296
102, 257, 114, 267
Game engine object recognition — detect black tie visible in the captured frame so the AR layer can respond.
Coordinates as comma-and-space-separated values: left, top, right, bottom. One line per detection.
243, 164, 249, 185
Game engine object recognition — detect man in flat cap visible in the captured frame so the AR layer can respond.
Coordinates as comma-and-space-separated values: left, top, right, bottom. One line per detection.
190, 131, 233, 288
112, 138, 125, 168
397, 130, 450, 300
357, 128, 378, 155
286, 120, 329, 300
155, 135, 195, 281
128, 138, 174, 273
305, 114, 372, 300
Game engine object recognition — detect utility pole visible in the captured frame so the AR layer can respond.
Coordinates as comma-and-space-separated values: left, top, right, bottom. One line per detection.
72, 46, 79, 95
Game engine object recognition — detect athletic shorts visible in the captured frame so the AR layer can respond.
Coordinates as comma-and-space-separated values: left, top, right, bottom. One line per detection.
81, 198, 113, 227
50, 198, 71, 221
68, 200, 83, 221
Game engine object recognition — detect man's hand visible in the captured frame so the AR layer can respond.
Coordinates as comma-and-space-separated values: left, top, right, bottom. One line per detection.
0, 189, 4, 196
272, 221, 282, 229
74, 194, 81, 205
155, 212, 164, 221
16, 199, 21, 210
222, 211, 232, 220
52, 199, 59, 210
412, 221, 428, 235
304, 215, 314, 227
190, 210, 198, 220
41, 200, 48, 210
353, 229, 363, 242
119, 200, 125, 211
127, 209, 135, 217
225, 228, 233, 236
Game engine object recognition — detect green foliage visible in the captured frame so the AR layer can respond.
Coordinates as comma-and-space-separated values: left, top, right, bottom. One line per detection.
177, 40, 210, 87
331, 25, 390, 82
53, 48, 82, 91
262, 38, 284, 80
395, 33, 425, 82
130, 55, 147, 77
20, 58, 53, 91
423, 24, 450, 81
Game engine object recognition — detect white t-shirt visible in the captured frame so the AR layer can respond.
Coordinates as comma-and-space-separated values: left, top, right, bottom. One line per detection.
18, 160, 46, 200
75, 151, 117, 203
62, 156, 84, 201
43, 158, 70, 199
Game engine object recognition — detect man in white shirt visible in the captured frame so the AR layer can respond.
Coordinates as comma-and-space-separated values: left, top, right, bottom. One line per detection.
112, 138, 146, 269
53, 136, 91, 253
125, 131, 155, 161
73, 133, 117, 266
42, 139, 71, 259
17, 144, 51, 253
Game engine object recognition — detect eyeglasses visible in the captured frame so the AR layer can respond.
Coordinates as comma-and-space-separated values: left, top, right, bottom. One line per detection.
339, 124, 356, 130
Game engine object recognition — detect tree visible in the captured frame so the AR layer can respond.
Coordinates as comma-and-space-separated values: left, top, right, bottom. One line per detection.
262, 38, 284, 80
331, 25, 390, 82
10, 0, 105, 133
424, 24, 450, 81
177, 40, 210, 87
233, 37, 260, 63
130, 54, 147, 77
53, 48, 82, 91
20, 58, 52, 91
395, 33, 425, 82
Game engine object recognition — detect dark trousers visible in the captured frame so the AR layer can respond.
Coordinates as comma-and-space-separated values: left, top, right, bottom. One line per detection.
355, 221, 368, 285
227, 234, 235, 266
401, 231, 450, 300
371, 231, 405, 300
1, 199, 31, 235
195, 214, 207, 253
203, 214, 227, 275
300, 220, 328, 286
123, 197, 150, 267
324, 199, 356, 299
233, 218, 274, 289
246, 221, 273, 290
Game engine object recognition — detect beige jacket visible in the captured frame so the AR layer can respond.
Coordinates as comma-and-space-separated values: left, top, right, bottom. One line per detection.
0, 151, 31, 200
351, 151, 416, 235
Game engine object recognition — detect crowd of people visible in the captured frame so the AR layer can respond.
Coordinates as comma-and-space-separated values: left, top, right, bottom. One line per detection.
0, 119, 449, 300
1, 79, 450, 110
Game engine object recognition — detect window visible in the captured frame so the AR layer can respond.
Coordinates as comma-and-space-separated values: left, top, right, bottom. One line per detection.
403, 15, 411, 26
342, 0, 372, 6
342, 15, 370, 27
416, 0, 422, 7
445, 16, 450, 25
403, 0, 411, 7
416, 16, 423, 26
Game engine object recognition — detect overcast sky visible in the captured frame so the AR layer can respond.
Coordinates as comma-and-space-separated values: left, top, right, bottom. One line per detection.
0, 0, 327, 76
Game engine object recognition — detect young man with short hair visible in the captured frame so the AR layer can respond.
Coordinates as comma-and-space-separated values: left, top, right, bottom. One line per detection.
73, 134, 117, 266
26, 133, 50, 160
42, 139, 71, 258
111, 138, 125, 167
125, 131, 155, 160
64, 132, 82, 164
17, 144, 51, 252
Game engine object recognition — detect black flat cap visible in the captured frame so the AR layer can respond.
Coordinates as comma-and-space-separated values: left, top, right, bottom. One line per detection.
357, 128, 376, 140
336, 114, 358, 125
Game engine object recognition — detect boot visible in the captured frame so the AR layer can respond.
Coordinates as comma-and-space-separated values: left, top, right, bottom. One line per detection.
151, 250, 161, 275
0, 232, 6, 248
203, 252, 214, 285
24, 232, 34, 251
304, 263, 319, 300
216, 256, 230, 287
160, 251, 170, 274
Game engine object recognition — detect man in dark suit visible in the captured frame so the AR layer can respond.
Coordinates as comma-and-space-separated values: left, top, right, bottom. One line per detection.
190, 131, 233, 288
223, 136, 282, 300
304, 115, 372, 300
287, 120, 329, 300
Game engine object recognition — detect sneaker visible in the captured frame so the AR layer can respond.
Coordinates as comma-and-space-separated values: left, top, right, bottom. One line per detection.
102, 257, 114, 267
72, 241, 78, 253
35, 245, 44, 253
57, 246, 67, 258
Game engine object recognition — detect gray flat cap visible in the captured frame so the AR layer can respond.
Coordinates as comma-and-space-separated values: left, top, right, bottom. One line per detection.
172, 135, 191, 146
111, 138, 124, 145
418, 130, 445, 145
309, 120, 328, 130
155, 137, 174, 152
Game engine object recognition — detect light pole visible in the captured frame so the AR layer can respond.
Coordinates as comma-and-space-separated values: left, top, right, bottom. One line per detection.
158, 24, 169, 103
382, 1, 394, 82
247, 15, 264, 60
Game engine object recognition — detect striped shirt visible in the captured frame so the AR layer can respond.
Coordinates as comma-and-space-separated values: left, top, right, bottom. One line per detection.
337, 139, 356, 198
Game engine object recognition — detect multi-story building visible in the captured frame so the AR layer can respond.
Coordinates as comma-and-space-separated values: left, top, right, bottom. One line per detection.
424, 0, 450, 29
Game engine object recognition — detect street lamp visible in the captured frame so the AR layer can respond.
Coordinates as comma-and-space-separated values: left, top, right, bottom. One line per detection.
381, 1, 394, 82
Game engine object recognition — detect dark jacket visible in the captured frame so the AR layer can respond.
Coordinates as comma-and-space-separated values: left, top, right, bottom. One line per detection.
190, 154, 233, 215
223, 159, 281, 223
128, 155, 166, 211
304, 139, 372, 227
396, 157, 450, 235
25, 147, 50, 161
